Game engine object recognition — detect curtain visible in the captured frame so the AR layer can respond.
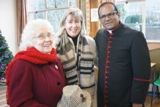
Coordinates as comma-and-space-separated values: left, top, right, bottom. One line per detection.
16, 0, 27, 45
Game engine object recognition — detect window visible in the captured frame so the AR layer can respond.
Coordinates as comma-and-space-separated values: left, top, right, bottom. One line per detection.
27, 0, 78, 33
116, 0, 160, 41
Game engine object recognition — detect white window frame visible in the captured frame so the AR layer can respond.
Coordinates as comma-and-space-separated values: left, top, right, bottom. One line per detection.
27, 0, 78, 33
27, 0, 77, 21
116, 0, 160, 42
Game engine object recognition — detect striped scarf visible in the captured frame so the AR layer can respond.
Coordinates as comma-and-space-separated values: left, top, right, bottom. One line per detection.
56, 32, 96, 98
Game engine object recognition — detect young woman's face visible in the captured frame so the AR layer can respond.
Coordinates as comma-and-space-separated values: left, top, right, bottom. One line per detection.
64, 14, 82, 37
33, 27, 53, 54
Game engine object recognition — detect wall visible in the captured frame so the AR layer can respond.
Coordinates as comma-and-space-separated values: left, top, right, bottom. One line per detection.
148, 49, 160, 92
150, 49, 160, 78
0, 0, 18, 56
90, 0, 99, 38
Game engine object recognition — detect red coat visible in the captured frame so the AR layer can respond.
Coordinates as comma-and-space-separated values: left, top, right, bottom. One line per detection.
9, 59, 66, 107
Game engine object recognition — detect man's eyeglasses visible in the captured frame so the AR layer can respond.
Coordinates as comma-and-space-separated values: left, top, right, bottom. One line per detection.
35, 34, 53, 40
99, 11, 118, 19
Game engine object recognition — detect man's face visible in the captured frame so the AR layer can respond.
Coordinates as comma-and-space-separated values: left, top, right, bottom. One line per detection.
99, 4, 120, 30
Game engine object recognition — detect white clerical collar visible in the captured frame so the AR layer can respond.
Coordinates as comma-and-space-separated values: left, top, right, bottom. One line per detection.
108, 30, 112, 34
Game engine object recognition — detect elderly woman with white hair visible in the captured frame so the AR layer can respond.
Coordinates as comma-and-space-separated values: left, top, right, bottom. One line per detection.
54, 7, 98, 107
6, 19, 66, 107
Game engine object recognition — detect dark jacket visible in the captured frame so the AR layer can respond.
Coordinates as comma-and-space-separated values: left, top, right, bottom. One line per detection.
94, 23, 150, 107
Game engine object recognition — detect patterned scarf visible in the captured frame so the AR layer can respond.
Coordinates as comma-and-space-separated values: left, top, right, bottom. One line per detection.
6, 47, 57, 104
56, 32, 95, 87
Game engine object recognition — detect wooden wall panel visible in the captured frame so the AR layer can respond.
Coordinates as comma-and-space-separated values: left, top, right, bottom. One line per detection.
89, 0, 99, 38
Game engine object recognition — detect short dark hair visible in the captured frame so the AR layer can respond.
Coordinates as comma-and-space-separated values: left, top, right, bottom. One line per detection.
98, 2, 119, 17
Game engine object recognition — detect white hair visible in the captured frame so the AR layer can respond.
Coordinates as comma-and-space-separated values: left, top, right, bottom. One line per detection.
19, 19, 54, 50
56, 7, 87, 36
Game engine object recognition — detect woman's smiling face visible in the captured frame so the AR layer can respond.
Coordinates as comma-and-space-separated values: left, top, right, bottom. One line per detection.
64, 14, 82, 37
33, 27, 53, 54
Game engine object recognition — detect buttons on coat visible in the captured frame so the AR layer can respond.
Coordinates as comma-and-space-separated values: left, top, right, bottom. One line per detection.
55, 65, 58, 69
57, 82, 60, 85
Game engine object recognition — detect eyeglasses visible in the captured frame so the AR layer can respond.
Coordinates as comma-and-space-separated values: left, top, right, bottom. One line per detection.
35, 34, 53, 40
99, 11, 118, 20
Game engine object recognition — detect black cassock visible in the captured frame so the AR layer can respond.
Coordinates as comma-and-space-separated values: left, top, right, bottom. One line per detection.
94, 23, 150, 107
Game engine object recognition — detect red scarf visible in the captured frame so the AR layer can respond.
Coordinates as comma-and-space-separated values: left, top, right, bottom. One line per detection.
6, 47, 57, 104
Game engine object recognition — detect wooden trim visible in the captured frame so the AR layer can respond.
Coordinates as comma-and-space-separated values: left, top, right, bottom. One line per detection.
90, 0, 99, 38
147, 42, 160, 51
